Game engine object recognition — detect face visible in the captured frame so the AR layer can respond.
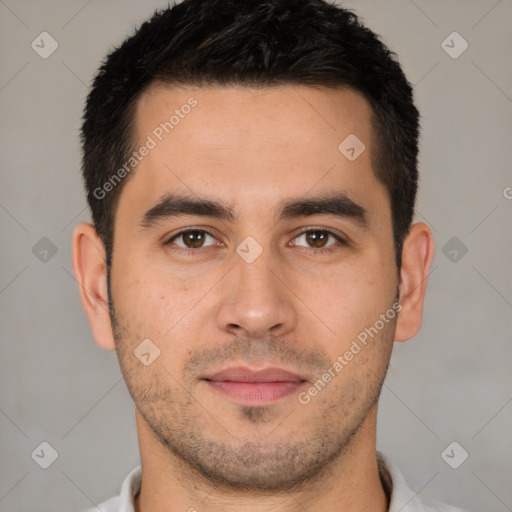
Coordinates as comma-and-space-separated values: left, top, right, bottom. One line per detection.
108, 85, 399, 490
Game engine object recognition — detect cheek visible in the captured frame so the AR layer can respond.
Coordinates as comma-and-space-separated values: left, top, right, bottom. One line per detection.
112, 250, 175, 309
303, 264, 394, 348
111, 256, 217, 356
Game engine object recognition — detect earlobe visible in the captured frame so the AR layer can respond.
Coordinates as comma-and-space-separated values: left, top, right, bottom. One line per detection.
72, 222, 116, 351
394, 222, 435, 343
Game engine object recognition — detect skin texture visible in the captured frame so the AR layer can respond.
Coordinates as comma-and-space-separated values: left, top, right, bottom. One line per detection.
72, 85, 434, 512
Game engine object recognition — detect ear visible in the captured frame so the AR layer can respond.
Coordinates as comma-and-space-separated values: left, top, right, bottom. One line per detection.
72, 222, 116, 350
394, 222, 435, 342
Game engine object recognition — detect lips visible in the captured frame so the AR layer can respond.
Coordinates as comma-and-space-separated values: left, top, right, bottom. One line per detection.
202, 366, 308, 404
204, 366, 306, 383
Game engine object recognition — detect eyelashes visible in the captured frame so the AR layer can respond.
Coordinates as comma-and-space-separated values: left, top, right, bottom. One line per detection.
291, 229, 347, 253
165, 227, 347, 257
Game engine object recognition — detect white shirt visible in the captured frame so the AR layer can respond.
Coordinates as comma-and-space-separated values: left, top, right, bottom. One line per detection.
81, 452, 467, 512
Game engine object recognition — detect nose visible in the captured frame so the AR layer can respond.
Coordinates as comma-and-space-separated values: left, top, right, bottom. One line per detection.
216, 249, 297, 339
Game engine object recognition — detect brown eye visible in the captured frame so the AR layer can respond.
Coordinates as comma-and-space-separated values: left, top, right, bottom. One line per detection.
293, 229, 346, 253
305, 231, 330, 248
169, 230, 216, 249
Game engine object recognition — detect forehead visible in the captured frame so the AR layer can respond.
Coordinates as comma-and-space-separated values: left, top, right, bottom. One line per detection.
119, 84, 388, 228
134, 83, 373, 154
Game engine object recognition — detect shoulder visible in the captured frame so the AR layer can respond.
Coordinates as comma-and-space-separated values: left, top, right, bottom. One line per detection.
77, 465, 141, 512
377, 451, 469, 512
405, 493, 469, 512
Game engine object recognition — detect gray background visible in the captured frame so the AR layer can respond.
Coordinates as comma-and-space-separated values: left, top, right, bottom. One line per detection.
1, 1, 511, 511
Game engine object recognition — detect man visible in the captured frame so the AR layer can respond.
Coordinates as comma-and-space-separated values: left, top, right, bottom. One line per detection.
72, 0, 467, 510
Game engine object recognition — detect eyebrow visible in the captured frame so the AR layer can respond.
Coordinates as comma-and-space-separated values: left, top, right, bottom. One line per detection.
139, 191, 369, 230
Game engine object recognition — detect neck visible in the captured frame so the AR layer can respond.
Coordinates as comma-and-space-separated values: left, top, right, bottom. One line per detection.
133, 407, 389, 512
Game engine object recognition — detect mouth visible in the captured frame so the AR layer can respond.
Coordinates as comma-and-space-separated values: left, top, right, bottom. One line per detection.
202, 366, 309, 405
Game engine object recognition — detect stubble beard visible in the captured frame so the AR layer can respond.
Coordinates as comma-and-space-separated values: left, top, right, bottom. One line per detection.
107, 277, 395, 492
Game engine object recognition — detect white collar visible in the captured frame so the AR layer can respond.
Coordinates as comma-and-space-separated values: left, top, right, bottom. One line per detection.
95, 451, 466, 512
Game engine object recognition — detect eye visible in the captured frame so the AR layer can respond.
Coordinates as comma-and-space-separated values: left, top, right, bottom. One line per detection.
292, 229, 346, 253
164, 227, 346, 255
166, 229, 218, 249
